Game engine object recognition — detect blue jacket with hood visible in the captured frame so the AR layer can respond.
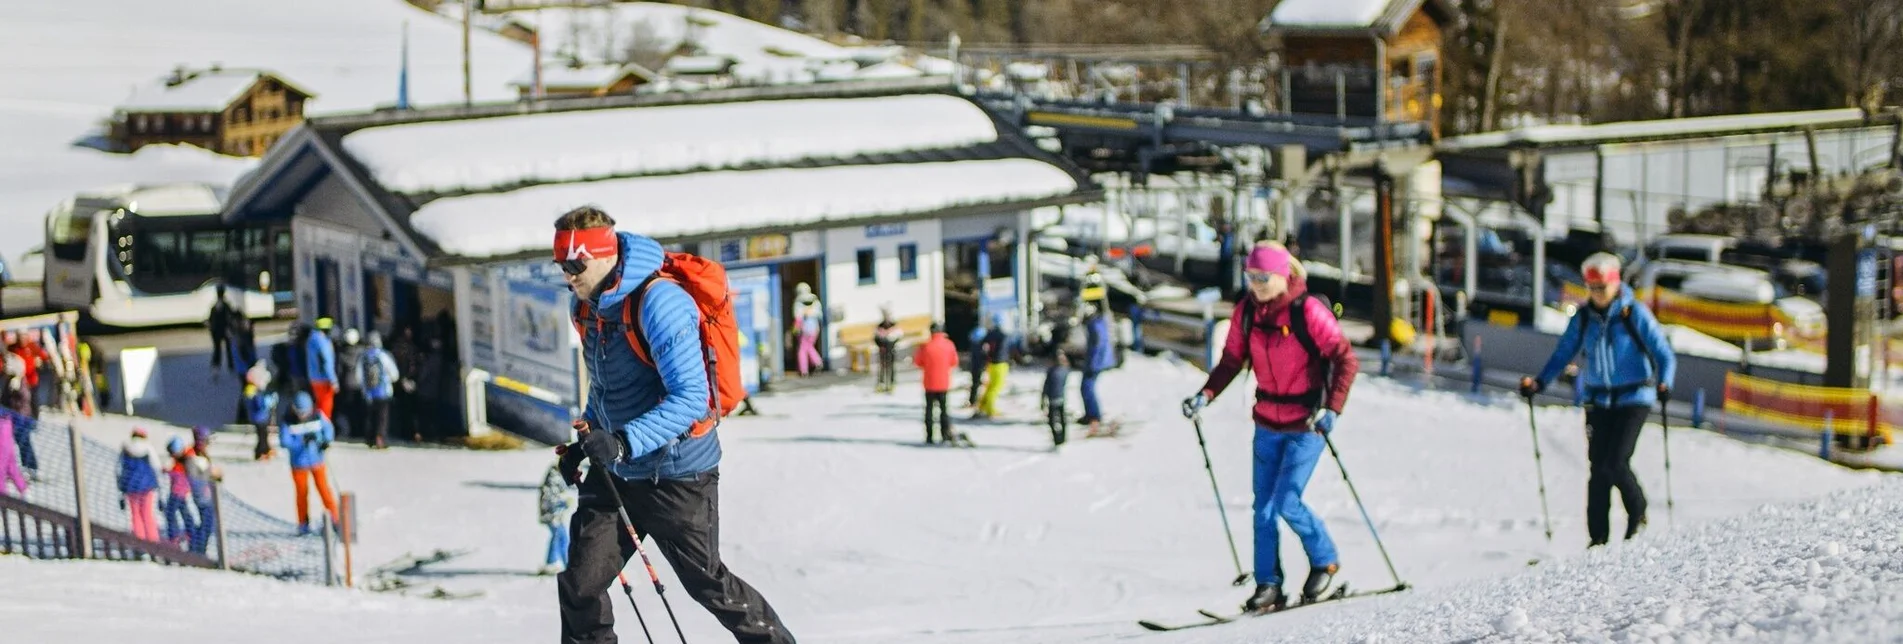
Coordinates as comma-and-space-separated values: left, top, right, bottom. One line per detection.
1534, 285, 1678, 408
577, 232, 719, 482
1083, 313, 1115, 372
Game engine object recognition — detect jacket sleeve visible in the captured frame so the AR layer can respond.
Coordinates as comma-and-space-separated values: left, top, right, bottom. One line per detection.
1199, 300, 1251, 399
277, 420, 292, 451
1630, 303, 1678, 388
618, 283, 711, 458
321, 417, 336, 445
1534, 311, 1586, 387
1303, 297, 1360, 414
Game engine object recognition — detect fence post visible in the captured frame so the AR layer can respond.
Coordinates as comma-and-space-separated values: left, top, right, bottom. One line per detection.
1129, 304, 1146, 353
213, 481, 229, 570
1821, 411, 1834, 460
65, 419, 92, 559
341, 492, 355, 588
1691, 389, 1706, 430
321, 514, 336, 587
1379, 338, 1392, 377
1868, 394, 1881, 451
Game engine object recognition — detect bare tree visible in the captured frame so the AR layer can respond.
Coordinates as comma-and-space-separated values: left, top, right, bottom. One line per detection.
1837, 0, 1903, 112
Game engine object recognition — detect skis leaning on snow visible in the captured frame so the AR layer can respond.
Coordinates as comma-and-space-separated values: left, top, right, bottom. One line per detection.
1136, 583, 1410, 632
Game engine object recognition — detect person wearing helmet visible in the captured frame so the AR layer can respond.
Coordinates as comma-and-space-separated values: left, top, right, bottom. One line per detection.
278, 391, 338, 535
1520, 252, 1677, 547
161, 436, 198, 547
335, 328, 366, 440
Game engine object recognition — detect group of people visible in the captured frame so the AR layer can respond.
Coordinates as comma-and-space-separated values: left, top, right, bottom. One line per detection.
114, 426, 220, 553
501, 202, 1684, 644
0, 327, 66, 497
1173, 244, 1676, 613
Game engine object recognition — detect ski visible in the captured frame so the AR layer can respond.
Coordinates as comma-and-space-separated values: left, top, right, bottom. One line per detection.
1137, 583, 1409, 632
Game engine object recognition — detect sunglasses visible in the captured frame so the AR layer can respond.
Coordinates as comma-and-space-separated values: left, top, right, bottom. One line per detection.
556, 259, 589, 276
1245, 272, 1277, 284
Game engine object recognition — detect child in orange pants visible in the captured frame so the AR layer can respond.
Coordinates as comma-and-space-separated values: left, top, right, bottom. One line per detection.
278, 392, 338, 534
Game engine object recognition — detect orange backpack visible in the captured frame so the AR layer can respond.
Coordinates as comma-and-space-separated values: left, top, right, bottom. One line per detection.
573, 252, 745, 437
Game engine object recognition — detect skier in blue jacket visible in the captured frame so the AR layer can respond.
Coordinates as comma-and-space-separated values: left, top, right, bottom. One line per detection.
1520, 252, 1677, 547
278, 392, 337, 535
1079, 304, 1116, 434
549, 206, 792, 644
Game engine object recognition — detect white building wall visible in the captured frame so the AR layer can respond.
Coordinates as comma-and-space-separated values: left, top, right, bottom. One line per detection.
821, 219, 944, 337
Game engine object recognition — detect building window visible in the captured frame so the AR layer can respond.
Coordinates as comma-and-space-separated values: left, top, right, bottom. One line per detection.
897, 243, 918, 280
200, 114, 212, 130
133, 114, 147, 133
856, 248, 876, 285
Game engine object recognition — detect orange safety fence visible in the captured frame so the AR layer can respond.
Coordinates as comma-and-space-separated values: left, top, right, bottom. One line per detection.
1723, 372, 1896, 447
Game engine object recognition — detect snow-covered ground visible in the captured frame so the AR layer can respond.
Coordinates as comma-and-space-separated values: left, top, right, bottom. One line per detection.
11, 354, 1894, 643
0, 0, 532, 262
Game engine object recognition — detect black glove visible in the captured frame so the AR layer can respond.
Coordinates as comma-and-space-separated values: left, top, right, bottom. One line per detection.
1180, 392, 1208, 419
1518, 377, 1542, 400
319, 440, 331, 452
303, 434, 315, 445
579, 425, 624, 466
555, 443, 586, 486
1657, 383, 1672, 403
119, 498, 127, 510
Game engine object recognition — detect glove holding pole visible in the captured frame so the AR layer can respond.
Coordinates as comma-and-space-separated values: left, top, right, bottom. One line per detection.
1517, 377, 1555, 543
1657, 384, 1675, 529
571, 419, 687, 644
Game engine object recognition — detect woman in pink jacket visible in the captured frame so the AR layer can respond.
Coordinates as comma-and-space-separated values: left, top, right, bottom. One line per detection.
1182, 243, 1359, 614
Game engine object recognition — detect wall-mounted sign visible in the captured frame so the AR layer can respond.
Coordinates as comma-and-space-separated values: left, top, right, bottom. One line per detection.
864, 223, 908, 238
713, 231, 818, 263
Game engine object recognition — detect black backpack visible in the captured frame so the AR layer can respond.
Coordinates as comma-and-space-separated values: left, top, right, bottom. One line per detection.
1242, 293, 1340, 412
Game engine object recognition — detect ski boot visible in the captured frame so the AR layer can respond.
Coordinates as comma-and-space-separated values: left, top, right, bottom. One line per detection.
1242, 584, 1286, 614
1624, 515, 1648, 541
1301, 563, 1339, 603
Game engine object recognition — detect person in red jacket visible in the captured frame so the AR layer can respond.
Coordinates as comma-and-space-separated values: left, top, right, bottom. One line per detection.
1182, 243, 1359, 614
912, 322, 960, 445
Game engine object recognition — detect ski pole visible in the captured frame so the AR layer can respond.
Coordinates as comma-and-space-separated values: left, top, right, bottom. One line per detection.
1523, 399, 1554, 542
589, 456, 690, 644
1321, 432, 1407, 590
615, 570, 659, 644
1658, 394, 1675, 529
1189, 413, 1251, 586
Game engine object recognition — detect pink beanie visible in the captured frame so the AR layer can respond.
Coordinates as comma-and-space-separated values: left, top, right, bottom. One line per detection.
1244, 245, 1291, 276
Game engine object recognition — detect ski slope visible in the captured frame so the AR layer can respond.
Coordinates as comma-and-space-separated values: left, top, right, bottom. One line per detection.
14, 355, 1894, 643
0, 0, 533, 262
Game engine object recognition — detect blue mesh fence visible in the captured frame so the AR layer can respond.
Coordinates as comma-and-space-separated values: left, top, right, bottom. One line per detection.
2, 408, 333, 584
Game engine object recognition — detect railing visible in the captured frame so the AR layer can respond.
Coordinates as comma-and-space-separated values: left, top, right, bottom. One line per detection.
0, 493, 217, 568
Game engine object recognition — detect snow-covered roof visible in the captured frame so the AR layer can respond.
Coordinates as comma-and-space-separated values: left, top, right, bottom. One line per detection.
340, 94, 1003, 195
508, 62, 655, 89
1263, 0, 1459, 36
664, 55, 734, 75
1442, 108, 1870, 150
409, 159, 1080, 258
115, 182, 225, 216
854, 61, 925, 80
1269, 0, 1393, 28
118, 69, 297, 113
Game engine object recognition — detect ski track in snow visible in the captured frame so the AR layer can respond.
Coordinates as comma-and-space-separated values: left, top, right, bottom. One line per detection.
8, 356, 1897, 643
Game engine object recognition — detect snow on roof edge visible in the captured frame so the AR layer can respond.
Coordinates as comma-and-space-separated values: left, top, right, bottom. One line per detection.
1443, 108, 1870, 150
408, 159, 1084, 259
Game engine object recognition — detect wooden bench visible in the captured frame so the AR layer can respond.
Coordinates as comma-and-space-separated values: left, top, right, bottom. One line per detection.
835, 315, 935, 373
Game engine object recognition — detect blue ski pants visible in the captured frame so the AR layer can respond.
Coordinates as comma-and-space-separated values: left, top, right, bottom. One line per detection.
1252, 427, 1337, 586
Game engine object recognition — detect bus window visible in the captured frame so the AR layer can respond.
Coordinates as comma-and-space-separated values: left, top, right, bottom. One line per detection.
49, 206, 95, 262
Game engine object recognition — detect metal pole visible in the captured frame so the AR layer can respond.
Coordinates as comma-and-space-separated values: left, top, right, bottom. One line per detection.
66, 419, 92, 559
321, 514, 336, 587
213, 481, 229, 570
1336, 71, 1346, 122
461, 0, 473, 106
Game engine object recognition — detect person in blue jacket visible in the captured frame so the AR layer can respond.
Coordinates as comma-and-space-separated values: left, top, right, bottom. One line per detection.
115, 428, 161, 542
549, 207, 792, 644
1520, 252, 1677, 547
305, 318, 338, 420
278, 392, 338, 535
1079, 304, 1116, 434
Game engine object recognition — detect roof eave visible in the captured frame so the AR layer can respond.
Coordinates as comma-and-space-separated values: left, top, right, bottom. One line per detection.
424, 190, 1103, 269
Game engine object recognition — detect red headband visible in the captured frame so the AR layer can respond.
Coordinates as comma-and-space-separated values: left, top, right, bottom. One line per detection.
553, 227, 617, 262
1583, 265, 1619, 285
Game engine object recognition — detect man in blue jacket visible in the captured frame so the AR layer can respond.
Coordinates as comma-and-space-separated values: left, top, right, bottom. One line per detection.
552, 207, 793, 644
1520, 253, 1677, 547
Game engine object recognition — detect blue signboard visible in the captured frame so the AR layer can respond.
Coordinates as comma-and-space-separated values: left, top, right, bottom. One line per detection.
483, 384, 572, 446
1858, 250, 1878, 299
865, 223, 909, 238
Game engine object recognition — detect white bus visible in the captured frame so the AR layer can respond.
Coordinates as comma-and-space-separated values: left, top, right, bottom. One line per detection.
42, 183, 290, 327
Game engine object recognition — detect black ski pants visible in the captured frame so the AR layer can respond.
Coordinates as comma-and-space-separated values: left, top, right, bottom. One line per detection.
364, 397, 390, 447
558, 468, 794, 644
1046, 400, 1067, 446
1585, 404, 1650, 544
876, 346, 897, 389
923, 391, 951, 444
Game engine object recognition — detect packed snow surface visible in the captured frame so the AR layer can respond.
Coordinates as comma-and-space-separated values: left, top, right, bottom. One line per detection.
11, 354, 1893, 643
341, 95, 1000, 195
1268, 0, 1394, 27
408, 159, 1080, 258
